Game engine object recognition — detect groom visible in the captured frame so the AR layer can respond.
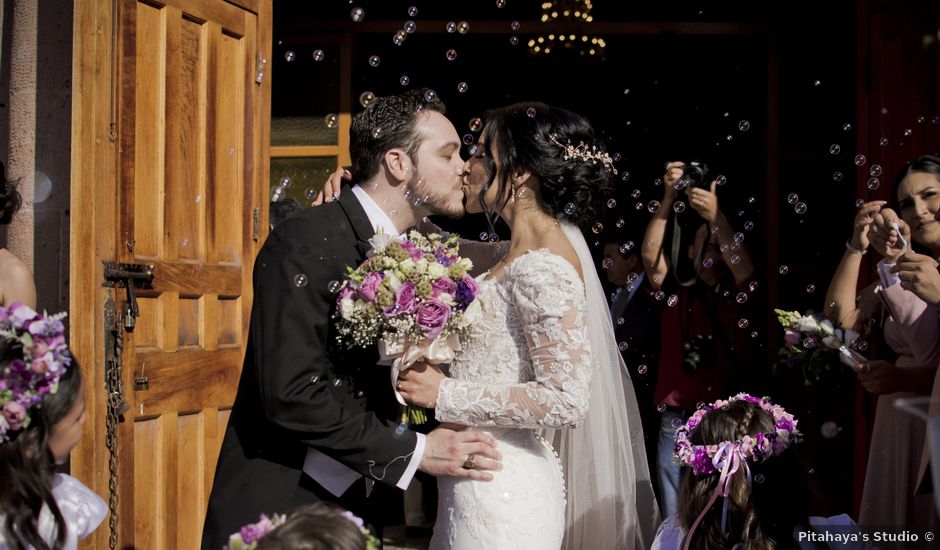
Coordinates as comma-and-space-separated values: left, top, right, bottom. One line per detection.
202, 89, 501, 548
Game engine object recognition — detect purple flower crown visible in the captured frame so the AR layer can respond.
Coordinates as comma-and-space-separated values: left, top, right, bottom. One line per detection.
225, 511, 379, 550
674, 393, 803, 476
0, 302, 72, 444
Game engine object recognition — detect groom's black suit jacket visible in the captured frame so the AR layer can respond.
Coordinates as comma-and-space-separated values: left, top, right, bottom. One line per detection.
201, 193, 418, 548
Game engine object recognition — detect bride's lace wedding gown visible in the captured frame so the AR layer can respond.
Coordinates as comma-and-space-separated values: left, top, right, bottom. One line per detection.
429, 250, 593, 550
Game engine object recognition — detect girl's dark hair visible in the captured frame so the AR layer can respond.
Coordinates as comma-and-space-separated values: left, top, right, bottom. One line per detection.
257, 502, 367, 550
894, 154, 940, 189
677, 400, 811, 550
479, 102, 615, 231
0, 359, 83, 550
0, 161, 22, 225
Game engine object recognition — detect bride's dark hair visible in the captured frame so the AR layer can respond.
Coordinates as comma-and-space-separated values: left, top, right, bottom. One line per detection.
478, 102, 615, 231
0, 359, 83, 550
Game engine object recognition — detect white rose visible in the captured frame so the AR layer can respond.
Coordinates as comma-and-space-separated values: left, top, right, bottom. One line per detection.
399, 259, 415, 275
339, 298, 356, 320
458, 299, 483, 328
439, 292, 455, 306
384, 271, 402, 292
819, 319, 835, 337
427, 263, 447, 279
457, 258, 473, 271
415, 258, 429, 275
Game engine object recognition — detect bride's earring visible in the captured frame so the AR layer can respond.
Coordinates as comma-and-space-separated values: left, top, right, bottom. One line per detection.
510, 182, 517, 204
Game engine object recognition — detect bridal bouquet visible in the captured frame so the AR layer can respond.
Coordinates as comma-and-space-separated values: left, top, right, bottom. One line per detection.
774, 309, 866, 385
334, 230, 482, 423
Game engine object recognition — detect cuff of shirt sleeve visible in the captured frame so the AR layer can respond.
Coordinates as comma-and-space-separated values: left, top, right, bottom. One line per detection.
877, 259, 901, 288
396, 432, 425, 490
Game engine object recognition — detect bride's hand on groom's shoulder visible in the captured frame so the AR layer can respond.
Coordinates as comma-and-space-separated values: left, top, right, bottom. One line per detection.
398, 361, 445, 409
419, 427, 502, 480
311, 166, 350, 205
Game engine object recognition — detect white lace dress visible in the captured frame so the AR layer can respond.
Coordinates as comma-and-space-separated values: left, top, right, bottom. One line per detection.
430, 250, 594, 550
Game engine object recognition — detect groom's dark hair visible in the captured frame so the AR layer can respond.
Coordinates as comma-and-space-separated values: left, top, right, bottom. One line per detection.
349, 89, 447, 183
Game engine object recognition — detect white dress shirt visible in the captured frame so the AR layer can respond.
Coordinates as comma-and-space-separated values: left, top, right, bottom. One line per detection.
303, 185, 426, 497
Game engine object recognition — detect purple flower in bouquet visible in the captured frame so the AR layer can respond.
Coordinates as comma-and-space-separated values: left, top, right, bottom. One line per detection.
784, 330, 800, 346
691, 449, 714, 474
338, 285, 355, 301
387, 282, 418, 316
415, 299, 452, 340
433, 245, 456, 267
431, 277, 457, 298
359, 272, 384, 303
455, 276, 477, 310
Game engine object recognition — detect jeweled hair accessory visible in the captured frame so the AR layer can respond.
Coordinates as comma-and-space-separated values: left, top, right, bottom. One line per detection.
548, 132, 618, 175
674, 393, 803, 550
0, 302, 71, 445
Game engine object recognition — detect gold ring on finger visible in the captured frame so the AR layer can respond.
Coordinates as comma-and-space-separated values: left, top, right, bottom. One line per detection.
462, 454, 476, 470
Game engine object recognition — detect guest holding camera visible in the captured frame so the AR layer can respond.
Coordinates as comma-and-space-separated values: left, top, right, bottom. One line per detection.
640, 161, 759, 520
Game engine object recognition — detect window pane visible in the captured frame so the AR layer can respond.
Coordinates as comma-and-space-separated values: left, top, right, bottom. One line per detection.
271, 43, 340, 146
269, 157, 337, 225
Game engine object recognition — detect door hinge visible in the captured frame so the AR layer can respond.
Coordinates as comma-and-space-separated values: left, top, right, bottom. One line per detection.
253, 207, 262, 241
255, 52, 267, 84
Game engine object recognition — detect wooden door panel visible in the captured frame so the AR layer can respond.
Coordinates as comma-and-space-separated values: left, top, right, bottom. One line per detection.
103, 0, 266, 547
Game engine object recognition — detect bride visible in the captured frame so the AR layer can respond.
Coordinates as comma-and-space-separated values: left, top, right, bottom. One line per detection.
396, 102, 660, 550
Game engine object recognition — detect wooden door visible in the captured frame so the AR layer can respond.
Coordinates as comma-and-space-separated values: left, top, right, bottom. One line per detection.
70, 0, 271, 548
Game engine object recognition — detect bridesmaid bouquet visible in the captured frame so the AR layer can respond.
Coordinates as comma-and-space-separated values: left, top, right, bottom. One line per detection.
334, 230, 482, 423
774, 309, 866, 385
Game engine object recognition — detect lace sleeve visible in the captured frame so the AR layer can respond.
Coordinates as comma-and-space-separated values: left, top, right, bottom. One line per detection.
436, 252, 594, 428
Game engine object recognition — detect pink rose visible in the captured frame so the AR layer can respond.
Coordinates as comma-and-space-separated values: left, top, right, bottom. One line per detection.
400, 241, 424, 261
3, 401, 27, 431
431, 277, 457, 298
358, 272, 384, 303
386, 282, 418, 316
415, 299, 452, 340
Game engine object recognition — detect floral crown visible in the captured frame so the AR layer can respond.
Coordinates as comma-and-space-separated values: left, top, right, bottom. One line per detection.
0, 302, 71, 445
675, 393, 802, 476
548, 132, 618, 175
675, 393, 803, 548
225, 510, 380, 550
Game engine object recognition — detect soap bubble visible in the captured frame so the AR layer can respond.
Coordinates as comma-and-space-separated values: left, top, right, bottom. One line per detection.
294, 274, 309, 287
446, 21, 457, 33
446, 49, 457, 61
350, 7, 365, 22
854, 154, 866, 166
368, 55, 381, 67
404, 20, 417, 33
325, 114, 338, 128
787, 193, 799, 204
648, 200, 662, 213
869, 164, 882, 177
359, 91, 375, 107
457, 21, 470, 34
469, 117, 482, 131
829, 144, 841, 155
284, 50, 296, 62
738, 120, 750, 131
794, 202, 807, 215
866, 177, 880, 190
312, 49, 324, 61
400, 75, 410, 86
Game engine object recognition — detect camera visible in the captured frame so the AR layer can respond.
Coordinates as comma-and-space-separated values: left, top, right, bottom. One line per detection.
681, 334, 716, 373
679, 161, 710, 190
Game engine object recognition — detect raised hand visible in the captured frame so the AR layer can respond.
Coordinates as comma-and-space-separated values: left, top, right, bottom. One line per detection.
869, 207, 911, 262
850, 200, 887, 252
686, 180, 719, 224
311, 166, 351, 205
892, 251, 940, 307
662, 161, 684, 201
419, 427, 502, 480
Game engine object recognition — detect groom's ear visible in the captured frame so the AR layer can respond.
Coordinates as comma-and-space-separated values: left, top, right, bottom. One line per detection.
383, 149, 412, 184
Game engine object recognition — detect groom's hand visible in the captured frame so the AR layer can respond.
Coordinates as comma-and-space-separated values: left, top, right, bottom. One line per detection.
419, 428, 502, 481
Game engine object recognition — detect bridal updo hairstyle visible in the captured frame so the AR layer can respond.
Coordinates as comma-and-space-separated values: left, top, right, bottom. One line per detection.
678, 400, 812, 550
479, 102, 615, 230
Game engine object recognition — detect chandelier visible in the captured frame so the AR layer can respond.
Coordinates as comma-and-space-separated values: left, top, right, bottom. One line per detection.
528, 0, 606, 57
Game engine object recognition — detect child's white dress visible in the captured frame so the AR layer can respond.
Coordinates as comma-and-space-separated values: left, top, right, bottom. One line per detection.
0, 473, 106, 549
